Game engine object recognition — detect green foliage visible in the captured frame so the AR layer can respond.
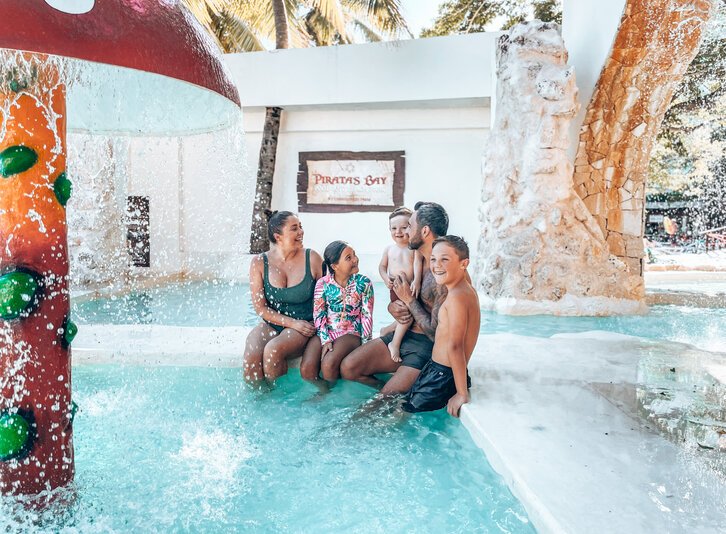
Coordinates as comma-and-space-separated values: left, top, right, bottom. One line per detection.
649, 4, 725, 195
183, 0, 410, 52
421, 0, 561, 37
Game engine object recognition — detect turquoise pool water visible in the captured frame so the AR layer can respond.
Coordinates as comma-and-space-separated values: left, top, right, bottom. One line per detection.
0, 366, 534, 533
72, 281, 726, 351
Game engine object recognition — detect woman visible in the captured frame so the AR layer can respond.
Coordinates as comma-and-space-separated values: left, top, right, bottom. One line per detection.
313, 241, 374, 382
243, 210, 324, 384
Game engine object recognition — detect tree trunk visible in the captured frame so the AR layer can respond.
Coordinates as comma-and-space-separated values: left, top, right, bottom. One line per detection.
249, 0, 289, 253
573, 0, 714, 276
250, 106, 283, 253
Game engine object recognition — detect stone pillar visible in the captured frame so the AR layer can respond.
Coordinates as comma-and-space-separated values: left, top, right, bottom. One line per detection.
573, 0, 714, 275
475, 21, 643, 315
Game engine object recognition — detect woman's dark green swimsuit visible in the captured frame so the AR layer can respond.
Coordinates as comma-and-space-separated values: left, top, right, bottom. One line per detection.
262, 248, 316, 333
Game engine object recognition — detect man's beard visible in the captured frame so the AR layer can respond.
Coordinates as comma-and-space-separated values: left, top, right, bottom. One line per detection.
408, 234, 423, 250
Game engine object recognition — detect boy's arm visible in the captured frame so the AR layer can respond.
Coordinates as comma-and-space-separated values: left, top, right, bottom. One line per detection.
444, 295, 470, 418
378, 247, 392, 288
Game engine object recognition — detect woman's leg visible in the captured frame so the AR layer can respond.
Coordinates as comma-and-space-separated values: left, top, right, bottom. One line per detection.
262, 328, 310, 381
321, 334, 362, 382
299, 335, 323, 382
243, 322, 278, 385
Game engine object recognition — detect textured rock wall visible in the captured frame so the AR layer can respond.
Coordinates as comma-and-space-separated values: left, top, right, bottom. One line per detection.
574, 0, 715, 275
475, 21, 644, 314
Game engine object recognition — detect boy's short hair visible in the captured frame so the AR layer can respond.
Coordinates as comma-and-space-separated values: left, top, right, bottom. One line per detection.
433, 235, 469, 260
389, 206, 412, 220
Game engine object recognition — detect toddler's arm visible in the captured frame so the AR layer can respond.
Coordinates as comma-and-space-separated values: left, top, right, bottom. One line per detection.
411, 250, 424, 298
379, 247, 392, 288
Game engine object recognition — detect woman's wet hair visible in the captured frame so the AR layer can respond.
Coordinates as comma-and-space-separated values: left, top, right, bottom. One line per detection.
432, 235, 469, 260
322, 240, 349, 275
264, 210, 296, 244
413, 202, 449, 237
389, 206, 412, 220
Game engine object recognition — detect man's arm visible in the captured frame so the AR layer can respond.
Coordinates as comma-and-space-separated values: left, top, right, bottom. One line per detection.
393, 273, 441, 341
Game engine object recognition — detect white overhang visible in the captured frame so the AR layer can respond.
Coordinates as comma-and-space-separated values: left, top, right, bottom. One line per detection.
224, 33, 498, 110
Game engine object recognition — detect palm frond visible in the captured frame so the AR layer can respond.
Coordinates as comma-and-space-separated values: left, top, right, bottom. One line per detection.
343, 0, 411, 37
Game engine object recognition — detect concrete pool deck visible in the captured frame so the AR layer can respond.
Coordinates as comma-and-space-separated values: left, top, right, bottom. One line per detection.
73, 325, 726, 533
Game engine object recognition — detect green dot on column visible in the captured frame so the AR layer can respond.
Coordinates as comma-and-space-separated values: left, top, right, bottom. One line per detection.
0, 412, 31, 461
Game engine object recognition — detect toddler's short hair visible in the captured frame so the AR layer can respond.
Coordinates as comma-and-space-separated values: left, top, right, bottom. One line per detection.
389, 206, 412, 220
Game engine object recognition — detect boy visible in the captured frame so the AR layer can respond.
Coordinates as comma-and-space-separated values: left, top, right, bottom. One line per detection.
402, 235, 480, 417
378, 207, 423, 362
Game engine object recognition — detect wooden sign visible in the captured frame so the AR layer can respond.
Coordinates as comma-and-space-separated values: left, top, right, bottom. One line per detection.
298, 151, 405, 212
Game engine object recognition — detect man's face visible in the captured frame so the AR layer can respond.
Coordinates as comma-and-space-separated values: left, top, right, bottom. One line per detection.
407, 211, 424, 250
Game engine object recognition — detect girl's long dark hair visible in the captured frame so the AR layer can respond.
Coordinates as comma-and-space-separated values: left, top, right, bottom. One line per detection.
322, 240, 349, 276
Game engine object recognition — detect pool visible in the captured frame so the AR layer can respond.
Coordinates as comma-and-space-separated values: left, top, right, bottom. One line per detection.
0, 366, 534, 533
72, 281, 726, 352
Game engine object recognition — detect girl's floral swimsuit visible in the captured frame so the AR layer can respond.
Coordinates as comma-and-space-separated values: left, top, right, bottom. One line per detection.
313, 273, 374, 345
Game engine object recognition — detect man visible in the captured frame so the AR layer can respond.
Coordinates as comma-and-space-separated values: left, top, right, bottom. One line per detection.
340, 201, 449, 394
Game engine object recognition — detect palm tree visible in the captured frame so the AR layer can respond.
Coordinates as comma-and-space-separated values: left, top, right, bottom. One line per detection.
183, 0, 410, 253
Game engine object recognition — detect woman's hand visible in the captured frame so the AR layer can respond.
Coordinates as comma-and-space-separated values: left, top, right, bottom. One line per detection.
321, 342, 333, 360
291, 320, 316, 337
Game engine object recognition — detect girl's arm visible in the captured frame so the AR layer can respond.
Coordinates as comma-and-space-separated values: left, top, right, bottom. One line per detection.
378, 246, 392, 288
359, 277, 375, 342
313, 278, 332, 345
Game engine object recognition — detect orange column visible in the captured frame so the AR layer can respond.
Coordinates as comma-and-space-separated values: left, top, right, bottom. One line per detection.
0, 52, 75, 495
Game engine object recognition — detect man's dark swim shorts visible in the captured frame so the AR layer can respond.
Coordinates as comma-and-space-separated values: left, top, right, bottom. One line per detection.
380, 330, 433, 370
402, 360, 471, 413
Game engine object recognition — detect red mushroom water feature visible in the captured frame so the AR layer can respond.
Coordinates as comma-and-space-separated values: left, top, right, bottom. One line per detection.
0, 0, 239, 496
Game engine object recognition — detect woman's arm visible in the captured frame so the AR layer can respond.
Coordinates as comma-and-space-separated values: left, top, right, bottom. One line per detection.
309, 249, 324, 280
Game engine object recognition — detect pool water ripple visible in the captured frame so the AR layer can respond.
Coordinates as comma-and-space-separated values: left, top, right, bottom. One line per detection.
1, 366, 534, 533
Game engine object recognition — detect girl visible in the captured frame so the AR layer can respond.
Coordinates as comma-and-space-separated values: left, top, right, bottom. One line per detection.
314, 241, 374, 382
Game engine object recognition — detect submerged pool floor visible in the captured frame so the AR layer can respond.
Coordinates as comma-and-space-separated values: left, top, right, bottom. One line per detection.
1, 366, 534, 533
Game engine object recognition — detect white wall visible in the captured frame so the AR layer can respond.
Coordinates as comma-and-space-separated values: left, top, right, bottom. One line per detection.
124, 123, 252, 280
562, 0, 627, 160
227, 34, 497, 277
229, 33, 497, 108
243, 106, 489, 278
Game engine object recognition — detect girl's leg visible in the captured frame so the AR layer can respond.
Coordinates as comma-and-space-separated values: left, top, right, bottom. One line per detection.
262, 328, 310, 381
380, 321, 397, 337
243, 322, 279, 385
388, 320, 412, 362
299, 335, 323, 382
321, 334, 362, 382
